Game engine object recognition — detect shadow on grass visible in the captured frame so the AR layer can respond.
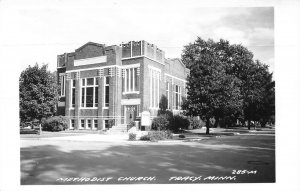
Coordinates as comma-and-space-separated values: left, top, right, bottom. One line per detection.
21, 135, 275, 185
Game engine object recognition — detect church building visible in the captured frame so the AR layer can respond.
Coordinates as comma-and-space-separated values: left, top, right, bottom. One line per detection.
57, 40, 189, 131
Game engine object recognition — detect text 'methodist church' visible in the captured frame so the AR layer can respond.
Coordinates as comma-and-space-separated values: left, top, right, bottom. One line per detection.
57, 40, 189, 131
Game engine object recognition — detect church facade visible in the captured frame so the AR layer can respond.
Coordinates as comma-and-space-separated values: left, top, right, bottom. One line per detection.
57, 40, 189, 130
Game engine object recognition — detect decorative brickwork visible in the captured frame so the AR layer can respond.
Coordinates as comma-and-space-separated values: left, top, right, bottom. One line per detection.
57, 40, 189, 131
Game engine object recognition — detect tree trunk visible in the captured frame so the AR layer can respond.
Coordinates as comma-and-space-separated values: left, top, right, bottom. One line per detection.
206, 118, 210, 134
215, 117, 220, 128
247, 119, 251, 130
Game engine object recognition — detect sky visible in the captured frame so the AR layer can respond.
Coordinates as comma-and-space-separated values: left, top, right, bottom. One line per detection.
0, 0, 274, 73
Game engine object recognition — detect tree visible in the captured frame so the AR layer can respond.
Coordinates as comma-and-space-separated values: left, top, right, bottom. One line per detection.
182, 37, 275, 131
243, 60, 275, 128
182, 37, 242, 134
19, 63, 59, 125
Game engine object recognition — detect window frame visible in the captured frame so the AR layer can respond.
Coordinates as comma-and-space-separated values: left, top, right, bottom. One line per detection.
174, 84, 182, 110
70, 79, 76, 109
80, 119, 85, 129
80, 77, 99, 109
166, 82, 170, 109
93, 119, 98, 129
60, 74, 66, 97
122, 67, 140, 94
103, 76, 110, 109
70, 119, 75, 129
87, 119, 92, 129
149, 67, 160, 109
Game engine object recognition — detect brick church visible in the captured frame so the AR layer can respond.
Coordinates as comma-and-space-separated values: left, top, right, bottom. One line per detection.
57, 40, 189, 131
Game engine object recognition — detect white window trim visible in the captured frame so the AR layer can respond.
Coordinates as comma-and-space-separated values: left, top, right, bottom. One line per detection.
149, 67, 160, 109
70, 79, 76, 109
174, 85, 182, 110
103, 119, 109, 130
80, 119, 85, 129
123, 67, 140, 94
70, 119, 75, 129
93, 119, 98, 130
60, 74, 66, 97
166, 82, 170, 109
87, 119, 92, 129
80, 77, 99, 109
103, 76, 109, 109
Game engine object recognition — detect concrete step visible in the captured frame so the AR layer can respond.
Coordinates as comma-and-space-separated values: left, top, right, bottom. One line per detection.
108, 125, 128, 133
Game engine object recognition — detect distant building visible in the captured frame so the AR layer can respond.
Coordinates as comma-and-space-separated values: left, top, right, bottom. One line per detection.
57, 40, 189, 131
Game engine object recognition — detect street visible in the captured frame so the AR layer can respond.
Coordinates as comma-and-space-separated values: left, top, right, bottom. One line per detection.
21, 132, 275, 184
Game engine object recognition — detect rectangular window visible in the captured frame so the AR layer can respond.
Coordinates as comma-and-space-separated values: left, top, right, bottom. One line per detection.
70, 119, 75, 129
81, 119, 85, 129
60, 75, 65, 96
93, 119, 98, 129
95, 86, 98, 107
104, 76, 109, 108
122, 67, 140, 93
86, 87, 94, 107
166, 82, 170, 109
87, 119, 92, 129
71, 80, 76, 108
104, 120, 109, 129
174, 85, 182, 110
150, 68, 160, 108
81, 77, 98, 108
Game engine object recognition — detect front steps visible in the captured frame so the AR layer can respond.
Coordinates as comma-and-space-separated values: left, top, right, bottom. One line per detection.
107, 124, 128, 134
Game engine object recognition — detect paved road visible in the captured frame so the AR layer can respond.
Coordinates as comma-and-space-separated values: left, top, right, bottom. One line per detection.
21, 133, 275, 184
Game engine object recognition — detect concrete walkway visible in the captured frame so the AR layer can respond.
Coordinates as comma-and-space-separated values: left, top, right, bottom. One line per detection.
42, 133, 130, 142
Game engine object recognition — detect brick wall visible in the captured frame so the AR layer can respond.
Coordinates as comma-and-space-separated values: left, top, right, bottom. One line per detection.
58, 40, 188, 130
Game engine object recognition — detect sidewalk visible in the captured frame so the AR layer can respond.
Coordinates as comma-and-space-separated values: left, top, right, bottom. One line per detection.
42, 133, 129, 142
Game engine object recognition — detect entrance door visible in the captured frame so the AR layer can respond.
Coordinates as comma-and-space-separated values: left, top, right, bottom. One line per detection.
125, 105, 137, 124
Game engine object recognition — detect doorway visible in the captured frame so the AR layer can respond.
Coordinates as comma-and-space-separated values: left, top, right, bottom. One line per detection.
125, 105, 137, 124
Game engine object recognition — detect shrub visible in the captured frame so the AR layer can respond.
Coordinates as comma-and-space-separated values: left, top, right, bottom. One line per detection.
188, 117, 205, 129
42, 116, 68, 131
169, 115, 190, 133
140, 134, 151, 141
128, 133, 136, 141
151, 115, 169, 131
139, 131, 173, 142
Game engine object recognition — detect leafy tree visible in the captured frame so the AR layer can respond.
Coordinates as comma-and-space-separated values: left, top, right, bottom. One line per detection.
19, 63, 58, 124
182, 37, 275, 131
182, 37, 242, 134
242, 60, 275, 128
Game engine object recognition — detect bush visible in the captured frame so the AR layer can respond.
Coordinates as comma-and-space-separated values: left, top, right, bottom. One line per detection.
188, 117, 205, 129
42, 116, 68, 131
139, 131, 173, 142
140, 134, 151, 141
128, 133, 137, 141
151, 115, 169, 131
169, 115, 190, 133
